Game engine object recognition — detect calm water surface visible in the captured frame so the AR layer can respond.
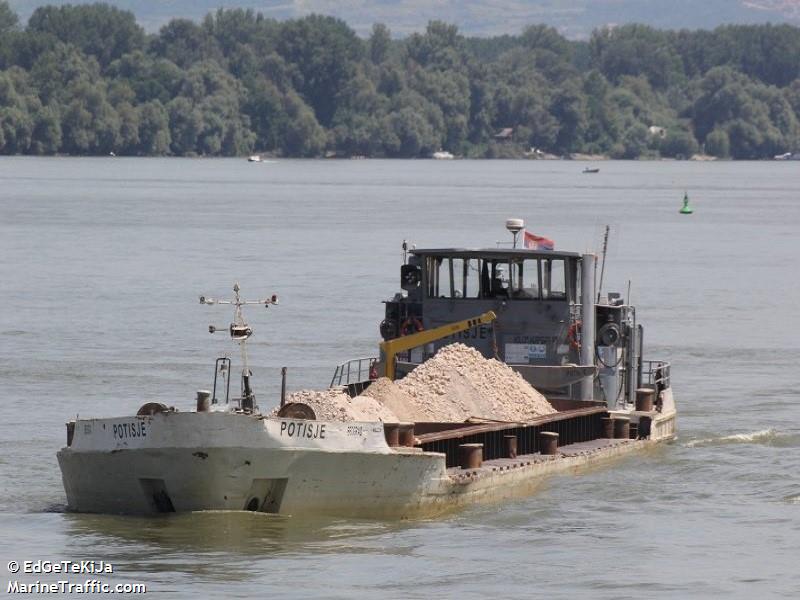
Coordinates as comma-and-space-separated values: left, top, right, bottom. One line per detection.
1, 158, 798, 598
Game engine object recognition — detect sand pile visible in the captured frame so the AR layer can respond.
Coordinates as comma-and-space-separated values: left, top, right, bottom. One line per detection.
357, 377, 423, 422
275, 343, 555, 424
361, 343, 555, 422
277, 388, 398, 423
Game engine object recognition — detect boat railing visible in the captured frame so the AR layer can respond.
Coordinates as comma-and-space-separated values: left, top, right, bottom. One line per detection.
330, 356, 378, 388
641, 360, 671, 390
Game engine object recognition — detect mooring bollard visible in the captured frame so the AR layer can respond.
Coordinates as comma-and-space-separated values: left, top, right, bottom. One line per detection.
540, 431, 559, 455
196, 390, 211, 412
459, 443, 483, 469
398, 423, 415, 447
635, 388, 655, 412
602, 417, 615, 438
614, 417, 630, 440
504, 435, 518, 459
384, 423, 400, 447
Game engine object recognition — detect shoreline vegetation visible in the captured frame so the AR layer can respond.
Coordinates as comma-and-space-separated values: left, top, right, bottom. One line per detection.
1, 2, 800, 160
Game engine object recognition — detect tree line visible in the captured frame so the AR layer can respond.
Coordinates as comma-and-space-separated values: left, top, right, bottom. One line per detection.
1, 1, 799, 159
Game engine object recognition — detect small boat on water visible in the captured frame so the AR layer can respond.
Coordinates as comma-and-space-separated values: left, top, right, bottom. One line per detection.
57, 221, 676, 518
247, 155, 262, 162
432, 150, 454, 160
582, 167, 600, 173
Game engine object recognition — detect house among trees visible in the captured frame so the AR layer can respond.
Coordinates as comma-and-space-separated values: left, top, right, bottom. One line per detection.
494, 128, 514, 142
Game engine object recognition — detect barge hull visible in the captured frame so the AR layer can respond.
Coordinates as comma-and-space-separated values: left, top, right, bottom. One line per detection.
57, 398, 676, 518
57, 446, 448, 518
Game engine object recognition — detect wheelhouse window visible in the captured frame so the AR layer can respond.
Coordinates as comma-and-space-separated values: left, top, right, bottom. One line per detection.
542, 258, 566, 299
426, 257, 443, 297
425, 255, 569, 301
427, 257, 482, 298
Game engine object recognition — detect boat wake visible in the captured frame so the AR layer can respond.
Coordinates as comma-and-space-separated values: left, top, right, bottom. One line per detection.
685, 428, 784, 448
38, 502, 68, 514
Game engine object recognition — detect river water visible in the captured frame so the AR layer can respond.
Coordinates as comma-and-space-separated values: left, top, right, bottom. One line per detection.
0, 157, 798, 598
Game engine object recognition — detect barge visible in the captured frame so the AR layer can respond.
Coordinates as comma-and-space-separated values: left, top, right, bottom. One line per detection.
58, 221, 675, 518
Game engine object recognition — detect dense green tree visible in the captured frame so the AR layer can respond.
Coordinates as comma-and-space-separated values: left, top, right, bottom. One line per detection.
0, 106, 32, 153
276, 15, 363, 127
406, 21, 464, 71
242, 76, 286, 150
30, 105, 61, 154
612, 123, 649, 159
280, 91, 326, 157
658, 129, 699, 158
466, 73, 494, 144
704, 128, 730, 157
368, 24, 391, 65
550, 80, 587, 153
60, 100, 94, 154
27, 3, 144, 68
30, 43, 101, 104
150, 19, 220, 69
410, 68, 469, 150
167, 96, 201, 154
725, 119, 764, 159
1, 7, 800, 158
590, 25, 683, 89
107, 51, 182, 104
0, 0, 18, 33
582, 70, 620, 153
3, 30, 56, 71
690, 66, 798, 154
137, 100, 171, 154
115, 101, 140, 153
384, 105, 438, 156
59, 81, 120, 154
202, 8, 277, 56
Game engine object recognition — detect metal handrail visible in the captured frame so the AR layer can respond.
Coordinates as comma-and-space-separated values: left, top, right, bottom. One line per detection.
330, 356, 378, 388
641, 359, 671, 389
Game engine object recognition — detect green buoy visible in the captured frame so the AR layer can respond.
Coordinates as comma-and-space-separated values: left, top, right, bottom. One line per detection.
679, 192, 693, 214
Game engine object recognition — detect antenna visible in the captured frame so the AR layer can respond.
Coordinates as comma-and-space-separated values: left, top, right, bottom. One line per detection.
506, 218, 525, 248
597, 225, 610, 303
199, 282, 278, 412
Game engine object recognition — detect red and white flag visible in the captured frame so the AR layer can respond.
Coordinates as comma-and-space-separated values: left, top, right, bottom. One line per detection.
523, 230, 554, 250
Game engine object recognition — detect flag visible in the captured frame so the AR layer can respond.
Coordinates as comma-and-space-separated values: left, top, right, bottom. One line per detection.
523, 230, 554, 250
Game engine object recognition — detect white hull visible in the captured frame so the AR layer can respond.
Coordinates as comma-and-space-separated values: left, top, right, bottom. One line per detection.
58, 393, 676, 518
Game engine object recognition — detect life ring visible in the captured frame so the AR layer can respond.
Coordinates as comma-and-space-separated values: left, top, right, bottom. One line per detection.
400, 317, 424, 336
567, 321, 582, 351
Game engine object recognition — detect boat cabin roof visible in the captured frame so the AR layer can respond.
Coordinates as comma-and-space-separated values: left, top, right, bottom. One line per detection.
410, 248, 581, 260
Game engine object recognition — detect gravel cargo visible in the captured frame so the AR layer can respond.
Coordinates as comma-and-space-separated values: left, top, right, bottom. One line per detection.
277, 343, 555, 423
386, 343, 555, 422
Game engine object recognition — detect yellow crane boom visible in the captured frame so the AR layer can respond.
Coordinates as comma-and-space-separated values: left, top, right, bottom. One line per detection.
380, 311, 497, 380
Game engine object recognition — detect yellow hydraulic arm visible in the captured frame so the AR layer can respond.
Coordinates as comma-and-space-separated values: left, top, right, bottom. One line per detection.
380, 311, 497, 380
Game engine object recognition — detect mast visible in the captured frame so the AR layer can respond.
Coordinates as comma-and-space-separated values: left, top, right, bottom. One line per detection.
597, 225, 610, 303
199, 283, 278, 412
